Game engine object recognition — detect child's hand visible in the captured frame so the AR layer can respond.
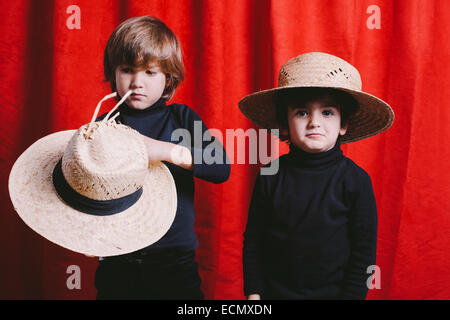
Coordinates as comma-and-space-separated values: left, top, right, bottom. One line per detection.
142, 135, 193, 171
247, 294, 261, 300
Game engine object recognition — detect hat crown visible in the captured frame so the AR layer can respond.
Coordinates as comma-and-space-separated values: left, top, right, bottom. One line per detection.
62, 122, 149, 201
278, 52, 362, 91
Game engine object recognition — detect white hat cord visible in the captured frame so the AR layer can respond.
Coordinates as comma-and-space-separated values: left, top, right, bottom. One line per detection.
87, 90, 132, 134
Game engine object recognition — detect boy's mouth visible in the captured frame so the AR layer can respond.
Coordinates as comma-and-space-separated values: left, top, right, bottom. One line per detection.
130, 93, 146, 99
306, 133, 323, 137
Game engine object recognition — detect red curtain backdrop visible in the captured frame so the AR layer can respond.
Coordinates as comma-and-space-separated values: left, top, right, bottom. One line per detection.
1, 0, 449, 300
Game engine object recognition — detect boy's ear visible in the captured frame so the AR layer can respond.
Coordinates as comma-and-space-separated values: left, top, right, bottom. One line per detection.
339, 123, 348, 136
165, 74, 171, 87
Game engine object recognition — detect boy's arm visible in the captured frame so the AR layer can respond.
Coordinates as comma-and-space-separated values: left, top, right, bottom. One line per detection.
173, 105, 231, 184
96, 110, 194, 170
340, 172, 378, 300
141, 136, 193, 171
243, 173, 267, 299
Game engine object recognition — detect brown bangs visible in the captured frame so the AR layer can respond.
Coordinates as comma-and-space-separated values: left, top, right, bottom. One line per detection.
104, 16, 184, 99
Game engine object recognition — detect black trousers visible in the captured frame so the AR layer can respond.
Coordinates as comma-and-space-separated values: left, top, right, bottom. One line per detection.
95, 248, 204, 300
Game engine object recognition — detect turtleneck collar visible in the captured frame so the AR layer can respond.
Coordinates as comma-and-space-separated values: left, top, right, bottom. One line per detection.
287, 138, 343, 169
118, 98, 167, 116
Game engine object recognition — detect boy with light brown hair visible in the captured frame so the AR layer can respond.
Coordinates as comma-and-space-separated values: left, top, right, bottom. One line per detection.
94, 16, 230, 299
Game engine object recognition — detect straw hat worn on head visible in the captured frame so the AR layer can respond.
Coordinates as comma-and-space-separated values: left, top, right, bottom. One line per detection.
238, 52, 394, 143
9, 91, 177, 257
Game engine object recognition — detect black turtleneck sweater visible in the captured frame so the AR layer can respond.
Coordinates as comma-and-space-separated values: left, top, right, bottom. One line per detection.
97, 99, 230, 251
243, 140, 377, 299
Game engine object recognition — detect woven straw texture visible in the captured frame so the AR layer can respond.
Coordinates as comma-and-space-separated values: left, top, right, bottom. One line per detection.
238, 52, 394, 143
9, 122, 177, 257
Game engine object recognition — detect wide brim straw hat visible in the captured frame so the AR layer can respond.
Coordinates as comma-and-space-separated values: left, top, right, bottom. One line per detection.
9, 91, 177, 257
239, 52, 394, 143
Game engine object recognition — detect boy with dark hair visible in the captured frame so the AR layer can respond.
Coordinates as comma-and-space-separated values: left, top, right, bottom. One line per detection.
239, 52, 394, 299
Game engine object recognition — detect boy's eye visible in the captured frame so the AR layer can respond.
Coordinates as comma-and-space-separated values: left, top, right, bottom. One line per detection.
296, 110, 308, 116
146, 70, 156, 75
323, 109, 334, 116
121, 67, 131, 73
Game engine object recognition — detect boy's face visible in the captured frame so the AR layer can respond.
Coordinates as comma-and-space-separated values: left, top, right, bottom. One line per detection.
280, 94, 348, 153
114, 63, 166, 110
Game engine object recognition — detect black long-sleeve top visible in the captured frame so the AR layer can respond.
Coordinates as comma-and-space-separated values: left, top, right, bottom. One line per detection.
97, 98, 230, 251
243, 140, 377, 299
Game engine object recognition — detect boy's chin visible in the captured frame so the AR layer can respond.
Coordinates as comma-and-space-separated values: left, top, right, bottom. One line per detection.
295, 140, 335, 153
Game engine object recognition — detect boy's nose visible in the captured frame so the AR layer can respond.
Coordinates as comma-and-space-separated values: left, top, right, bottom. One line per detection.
130, 71, 144, 88
308, 112, 321, 127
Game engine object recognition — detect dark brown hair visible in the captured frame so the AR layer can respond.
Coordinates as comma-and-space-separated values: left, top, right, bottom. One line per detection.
104, 16, 184, 100
274, 87, 359, 141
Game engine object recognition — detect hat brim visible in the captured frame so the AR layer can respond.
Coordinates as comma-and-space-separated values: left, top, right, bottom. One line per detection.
9, 130, 177, 257
238, 85, 394, 143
